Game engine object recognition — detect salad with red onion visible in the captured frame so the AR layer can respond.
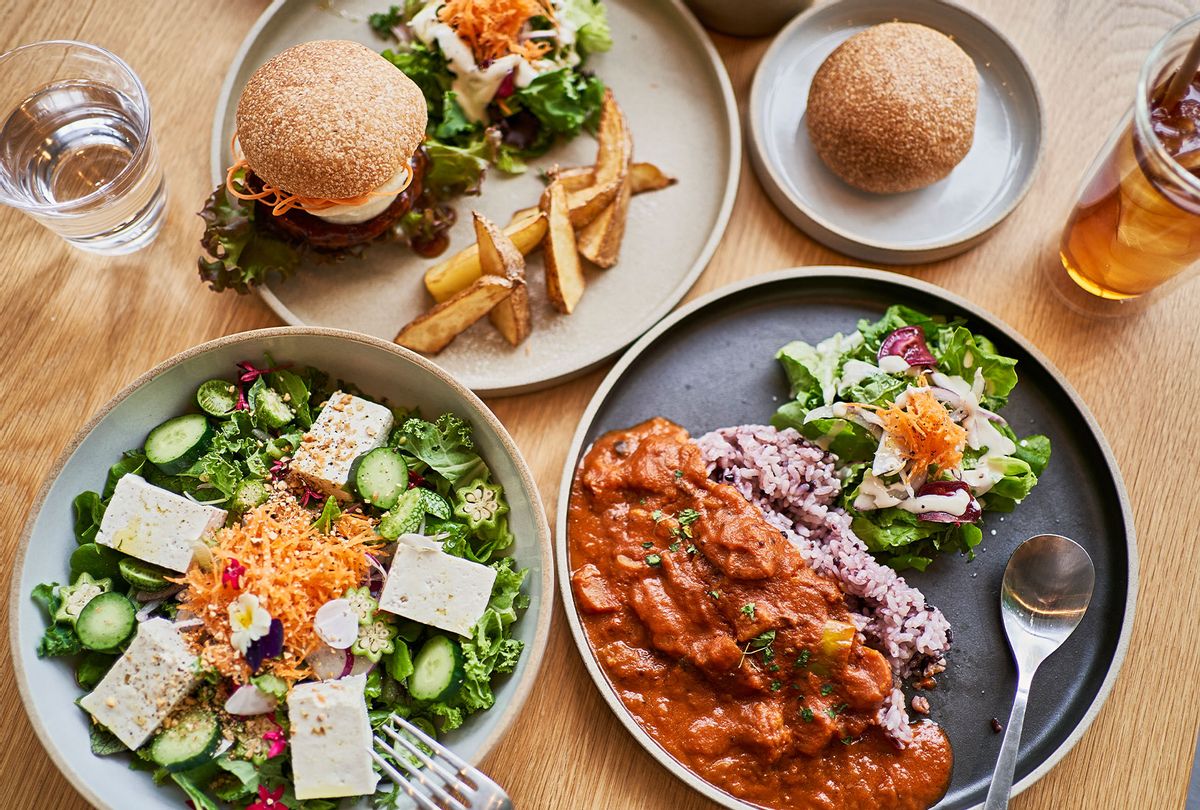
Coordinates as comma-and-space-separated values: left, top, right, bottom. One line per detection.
772, 306, 1051, 571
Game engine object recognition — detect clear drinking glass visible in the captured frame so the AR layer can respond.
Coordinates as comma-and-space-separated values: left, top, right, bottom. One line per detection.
1059, 14, 1200, 300
0, 40, 165, 255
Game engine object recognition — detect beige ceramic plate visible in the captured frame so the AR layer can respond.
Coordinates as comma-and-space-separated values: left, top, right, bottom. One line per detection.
210, 0, 740, 395
10, 328, 553, 809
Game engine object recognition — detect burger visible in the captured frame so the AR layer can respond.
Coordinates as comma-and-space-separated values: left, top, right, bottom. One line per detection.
227, 39, 429, 251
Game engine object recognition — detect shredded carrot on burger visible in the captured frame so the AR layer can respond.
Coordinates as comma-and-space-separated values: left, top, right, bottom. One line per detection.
437, 0, 557, 63
176, 494, 378, 684
225, 132, 413, 217
874, 388, 967, 476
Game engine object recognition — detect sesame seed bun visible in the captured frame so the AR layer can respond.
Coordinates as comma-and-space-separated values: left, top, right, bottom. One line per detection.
236, 40, 428, 200
806, 23, 978, 194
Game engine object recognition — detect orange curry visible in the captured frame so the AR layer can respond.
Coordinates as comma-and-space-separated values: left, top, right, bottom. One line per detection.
567, 418, 952, 810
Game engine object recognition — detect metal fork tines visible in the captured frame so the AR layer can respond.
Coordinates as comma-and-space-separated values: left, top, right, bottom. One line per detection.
371, 713, 512, 810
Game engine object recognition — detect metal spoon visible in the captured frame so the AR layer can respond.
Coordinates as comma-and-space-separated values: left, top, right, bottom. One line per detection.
984, 534, 1095, 809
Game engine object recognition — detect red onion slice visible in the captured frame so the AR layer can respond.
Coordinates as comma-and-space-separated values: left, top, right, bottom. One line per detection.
879, 326, 937, 368
915, 480, 981, 524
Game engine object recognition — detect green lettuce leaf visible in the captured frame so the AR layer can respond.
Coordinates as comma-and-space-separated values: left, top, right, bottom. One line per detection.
422, 142, 488, 199
1014, 433, 1052, 476
843, 373, 908, 407
104, 450, 146, 499
771, 404, 877, 463
560, 0, 613, 54
934, 326, 1018, 408
399, 415, 488, 487
854, 305, 964, 358
37, 624, 82, 658
510, 68, 605, 139
197, 172, 301, 295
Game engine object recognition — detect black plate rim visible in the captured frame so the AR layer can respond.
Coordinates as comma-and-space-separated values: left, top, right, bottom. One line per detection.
554, 266, 1137, 809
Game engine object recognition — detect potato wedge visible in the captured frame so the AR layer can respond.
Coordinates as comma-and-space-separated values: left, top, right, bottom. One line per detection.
424, 213, 546, 303
578, 174, 632, 269
540, 182, 585, 314
508, 205, 540, 224
566, 177, 621, 228
551, 161, 676, 195
396, 275, 514, 354
594, 91, 632, 185
474, 212, 531, 346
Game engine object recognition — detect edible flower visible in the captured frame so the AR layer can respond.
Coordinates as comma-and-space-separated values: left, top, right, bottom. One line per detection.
235, 385, 249, 412
222, 558, 247, 590
248, 783, 287, 809
262, 723, 287, 760
228, 593, 272, 654
298, 484, 325, 508
245, 619, 284, 672
236, 359, 288, 384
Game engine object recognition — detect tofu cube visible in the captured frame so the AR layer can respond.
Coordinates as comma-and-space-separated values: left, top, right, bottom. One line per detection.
287, 674, 379, 800
291, 392, 393, 500
378, 536, 497, 637
96, 475, 227, 573
79, 618, 199, 750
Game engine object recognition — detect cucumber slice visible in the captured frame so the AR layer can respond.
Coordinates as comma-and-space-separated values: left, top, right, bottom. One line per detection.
416, 490, 451, 520
231, 478, 270, 513
145, 414, 213, 475
118, 557, 173, 591
70, 543, 125, 581
377, 489, 423, 540
408, 635, 465, 702
196, 379, 238, 417
250, 381, 294, 429
355, 448, 409, 510
75, 592, 136, 651
149, 708, 220, 772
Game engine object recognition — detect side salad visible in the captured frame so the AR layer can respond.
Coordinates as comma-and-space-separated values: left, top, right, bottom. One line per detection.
370, 0, 612, 178
772, 306, 1051, 571
31, 358, 528, 809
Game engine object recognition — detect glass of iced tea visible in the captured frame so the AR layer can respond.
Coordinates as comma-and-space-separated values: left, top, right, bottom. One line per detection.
0, 41, 165, 255
1060, 14, 1200, 300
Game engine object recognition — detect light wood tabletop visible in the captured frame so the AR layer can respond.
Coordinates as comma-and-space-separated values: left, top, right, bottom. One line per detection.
2, 0, 1198, 807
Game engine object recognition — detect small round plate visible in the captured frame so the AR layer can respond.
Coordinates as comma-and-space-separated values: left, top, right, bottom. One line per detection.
211, 0, 740, 396
748, 0, 1043, 264
557, 268, 1135, 809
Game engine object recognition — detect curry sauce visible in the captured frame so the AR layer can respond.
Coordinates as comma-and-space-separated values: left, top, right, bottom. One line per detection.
567, 418, 952, 810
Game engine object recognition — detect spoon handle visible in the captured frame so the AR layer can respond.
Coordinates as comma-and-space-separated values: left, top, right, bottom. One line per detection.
984, 668, 1035, 809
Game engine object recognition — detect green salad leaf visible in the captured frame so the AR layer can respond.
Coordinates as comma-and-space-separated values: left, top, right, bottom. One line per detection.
511, 68, 605, 140
72, 492, 104, 544
198, 169, 301, 295
421, 142, 488, 198
935, 327, 1019, 408
560, 0, 613, 54
399, 414, 488, 487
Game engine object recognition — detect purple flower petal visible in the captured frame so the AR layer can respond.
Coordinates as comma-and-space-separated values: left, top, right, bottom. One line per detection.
245, 618, 284, 672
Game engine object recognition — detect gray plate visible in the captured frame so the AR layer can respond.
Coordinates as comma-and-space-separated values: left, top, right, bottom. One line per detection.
556, 268, 1136, 809
748, 0, 1043, 264
211, 0, 739, 396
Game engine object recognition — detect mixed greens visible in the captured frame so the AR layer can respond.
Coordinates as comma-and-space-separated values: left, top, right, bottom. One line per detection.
31, 358, 528, 809
772, 306, 1051, 571
371, 0, 611, 178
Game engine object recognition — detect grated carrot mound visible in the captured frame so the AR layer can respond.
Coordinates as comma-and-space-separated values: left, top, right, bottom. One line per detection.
176, 493, 377, 684
438, 0, 557, 63
875, 388, 967, 476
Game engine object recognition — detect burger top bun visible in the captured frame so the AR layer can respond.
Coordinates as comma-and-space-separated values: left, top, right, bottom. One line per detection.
236, 40, 428, 200
806, 23, 978, 195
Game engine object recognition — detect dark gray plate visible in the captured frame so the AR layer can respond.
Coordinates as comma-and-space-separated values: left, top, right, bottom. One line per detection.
555, 268, 1136, 809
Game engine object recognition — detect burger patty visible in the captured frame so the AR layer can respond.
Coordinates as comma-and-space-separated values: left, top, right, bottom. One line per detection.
251, 147, 428, 251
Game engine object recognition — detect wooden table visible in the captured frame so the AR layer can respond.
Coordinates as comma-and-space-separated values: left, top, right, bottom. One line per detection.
2, 0, 1197, 807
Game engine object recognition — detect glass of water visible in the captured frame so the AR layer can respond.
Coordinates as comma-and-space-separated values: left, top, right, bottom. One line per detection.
0, 40, 166, 255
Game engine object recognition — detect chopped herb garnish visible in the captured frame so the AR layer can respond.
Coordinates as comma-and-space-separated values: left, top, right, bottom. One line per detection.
796, 649, 811, 668
707, 590, 720, 600
826, 703, 847, 718
800, 707, 814, 723
638, 498, 647, 505
641, 541, 653, 549
645, 554, 662, 567
740, 603, 756, 619
820, 683, 833, 696
841, 736, 857, 745
769, 662, 780, 672
651, 509, 664, 522
677, 508, 700, 525
669, 541, 681, 553
770, 680, 782, 691
673, 469, 683, 479
669, 526, 681, 538
686, 544, 697, 555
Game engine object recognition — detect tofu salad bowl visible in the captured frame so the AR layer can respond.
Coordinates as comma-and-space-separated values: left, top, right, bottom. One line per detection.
8, 328, 552, 810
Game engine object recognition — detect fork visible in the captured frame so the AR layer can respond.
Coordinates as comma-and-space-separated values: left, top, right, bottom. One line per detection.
372, 713, 513, 810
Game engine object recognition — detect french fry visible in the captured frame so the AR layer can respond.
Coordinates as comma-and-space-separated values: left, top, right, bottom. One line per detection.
474, 212, 531, 346
550, 161, 676, 195
594, 91, 632, 185
424, 213, 547, 303
577, 174, 632, 269
395, 275, 514, 354
541, 182, 585, 314
508, 205, 540, 224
